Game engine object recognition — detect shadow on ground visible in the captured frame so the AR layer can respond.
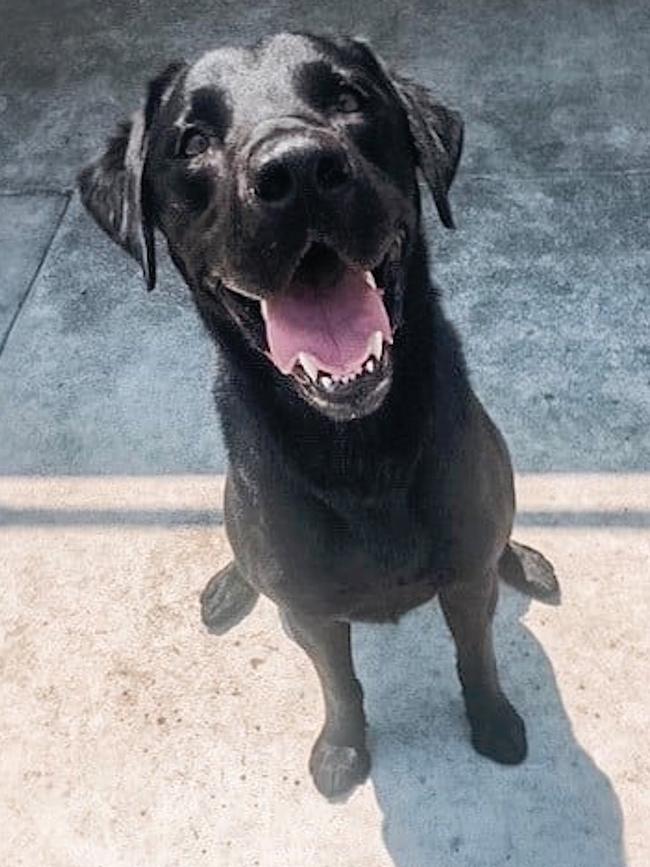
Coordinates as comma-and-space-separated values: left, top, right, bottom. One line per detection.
353, 585, 625, 867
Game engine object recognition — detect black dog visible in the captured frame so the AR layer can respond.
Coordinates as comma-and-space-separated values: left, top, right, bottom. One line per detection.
79, 33, 558, 800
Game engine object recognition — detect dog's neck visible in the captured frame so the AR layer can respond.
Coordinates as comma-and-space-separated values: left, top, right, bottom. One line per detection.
193, 232, 470, 495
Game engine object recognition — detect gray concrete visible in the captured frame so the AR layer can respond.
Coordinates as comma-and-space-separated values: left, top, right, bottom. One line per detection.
1, 173, 648, 473
1, 1, 649, 865
0, 196, 222, 475
1, 1, 648, 473
0, 193, 68, 347
2, 1, 650, 189
434, 171, 650, 471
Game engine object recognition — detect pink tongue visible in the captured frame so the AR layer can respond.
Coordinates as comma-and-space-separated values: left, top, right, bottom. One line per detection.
262, 267, 391, 375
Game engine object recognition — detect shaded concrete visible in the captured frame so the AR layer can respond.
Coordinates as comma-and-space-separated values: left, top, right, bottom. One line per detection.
0, 193, 68, 346
1, 174, 648, 473
1, 1, 648, 474
0, 196, 223, 475
432, 172, 650, 472
1, 1, 649, 189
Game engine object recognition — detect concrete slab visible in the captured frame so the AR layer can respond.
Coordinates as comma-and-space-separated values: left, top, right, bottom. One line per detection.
0, 195, 224, 475
1, 171, 648, 475
432, 171, 650, 472
0, 193, 68, 347
0, 473, 647, 866
1, 1, 649, 190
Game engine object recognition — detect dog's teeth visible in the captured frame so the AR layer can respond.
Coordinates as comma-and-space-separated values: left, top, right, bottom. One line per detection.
365, 357, 375, 374
369, 330, 383, 361
321, 375, 334, 391
365, 270, 377, 289
298, 352, 319, 381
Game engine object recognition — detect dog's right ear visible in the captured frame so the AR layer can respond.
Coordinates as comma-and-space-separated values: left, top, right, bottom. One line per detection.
78, 61, 186, 291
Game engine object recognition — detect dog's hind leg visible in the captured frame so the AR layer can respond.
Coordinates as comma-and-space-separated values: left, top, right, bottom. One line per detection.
440, 570, 527, 765
281, 610, 370, 801
498, 541, 561, 604
200, 561, 259, 635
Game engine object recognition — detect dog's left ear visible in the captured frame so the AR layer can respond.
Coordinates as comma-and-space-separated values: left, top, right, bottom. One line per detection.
78, 61, 186, 290
391, 76, 464, 229
345, 39, 463, 228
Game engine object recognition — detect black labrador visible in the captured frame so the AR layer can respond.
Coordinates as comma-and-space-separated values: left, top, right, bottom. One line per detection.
79, 33, 559, 801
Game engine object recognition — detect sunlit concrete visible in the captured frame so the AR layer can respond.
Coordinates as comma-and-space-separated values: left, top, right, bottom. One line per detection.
0, 474, 648, 866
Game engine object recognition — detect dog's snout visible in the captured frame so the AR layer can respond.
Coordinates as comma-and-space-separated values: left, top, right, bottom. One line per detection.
250, 136, 352, 207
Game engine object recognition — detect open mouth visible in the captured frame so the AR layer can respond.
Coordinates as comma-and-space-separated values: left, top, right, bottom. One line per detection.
219, 232, 405, 420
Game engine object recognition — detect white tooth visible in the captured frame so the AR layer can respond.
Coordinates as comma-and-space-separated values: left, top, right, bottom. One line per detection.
321, 375, 334, 391
365, 358, 375, 374
365, 271, 377, 289
298, 352, 319, 381
261, 300, 268, 321
369, 330, 383, 361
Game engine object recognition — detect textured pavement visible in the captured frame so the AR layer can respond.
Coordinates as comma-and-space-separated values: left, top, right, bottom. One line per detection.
1, 1, 649, 866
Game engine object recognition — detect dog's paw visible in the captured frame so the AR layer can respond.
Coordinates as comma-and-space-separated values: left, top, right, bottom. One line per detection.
467, 695, 528, 765
200, 563, 259, 635
309, 734, 371, 801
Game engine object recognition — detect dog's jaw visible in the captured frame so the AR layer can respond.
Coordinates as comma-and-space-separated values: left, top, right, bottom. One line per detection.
208, 229, 407, 421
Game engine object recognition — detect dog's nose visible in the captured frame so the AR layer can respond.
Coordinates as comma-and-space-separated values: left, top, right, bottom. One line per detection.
250, 137, 352, 206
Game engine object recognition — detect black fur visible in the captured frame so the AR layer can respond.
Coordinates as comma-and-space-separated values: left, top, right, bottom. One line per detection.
78, 33, 558, 801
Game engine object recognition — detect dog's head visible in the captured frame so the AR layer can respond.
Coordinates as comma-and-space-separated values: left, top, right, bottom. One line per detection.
79, 33, 462, 421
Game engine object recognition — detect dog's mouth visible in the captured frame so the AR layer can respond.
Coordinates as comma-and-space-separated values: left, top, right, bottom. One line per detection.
218, 232, 405, 420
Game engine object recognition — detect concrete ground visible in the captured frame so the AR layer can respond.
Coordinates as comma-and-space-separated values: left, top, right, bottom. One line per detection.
0, 2, 648, 866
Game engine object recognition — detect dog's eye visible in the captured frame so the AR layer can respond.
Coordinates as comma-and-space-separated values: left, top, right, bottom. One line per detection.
179, 130, 210, 158
335, 87, 363, 114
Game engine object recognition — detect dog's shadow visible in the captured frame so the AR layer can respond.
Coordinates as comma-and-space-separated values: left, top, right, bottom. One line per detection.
352, 586, 626, 867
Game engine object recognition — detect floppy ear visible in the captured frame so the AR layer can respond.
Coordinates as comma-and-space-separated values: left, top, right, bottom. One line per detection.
343, 38, 463, 228
391, 76, 463, 229
78, 61, 186, 290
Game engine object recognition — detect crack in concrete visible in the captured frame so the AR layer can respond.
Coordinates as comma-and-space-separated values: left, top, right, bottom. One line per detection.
0, 192, 72, 358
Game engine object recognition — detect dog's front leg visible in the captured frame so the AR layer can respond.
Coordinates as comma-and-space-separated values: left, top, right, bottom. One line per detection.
439, 570, 527, 765
281, 610, 370, 800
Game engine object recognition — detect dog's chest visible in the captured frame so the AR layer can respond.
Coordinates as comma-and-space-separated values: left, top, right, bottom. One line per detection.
319, 497, 449, 620
231, 477, 451, 621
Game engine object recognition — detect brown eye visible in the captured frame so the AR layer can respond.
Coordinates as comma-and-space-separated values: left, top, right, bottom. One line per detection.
335, 87, 362, 113
180, 130, 210, 158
